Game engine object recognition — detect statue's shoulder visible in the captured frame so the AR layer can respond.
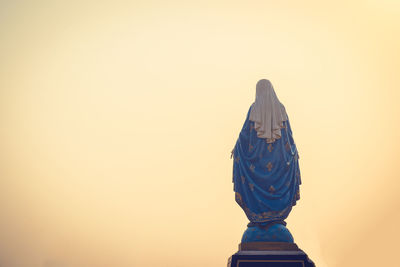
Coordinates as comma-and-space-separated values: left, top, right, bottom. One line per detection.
246, 103, 254, 118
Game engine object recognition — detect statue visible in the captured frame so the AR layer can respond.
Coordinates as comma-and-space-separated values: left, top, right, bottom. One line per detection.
231, 79, 302, 245
228, 79, 315, 266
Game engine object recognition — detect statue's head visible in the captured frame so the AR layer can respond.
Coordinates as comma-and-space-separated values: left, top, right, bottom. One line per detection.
255, 79, 275, 97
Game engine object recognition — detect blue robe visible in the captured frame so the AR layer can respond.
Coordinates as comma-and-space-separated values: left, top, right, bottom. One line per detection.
232, 106, 301, 224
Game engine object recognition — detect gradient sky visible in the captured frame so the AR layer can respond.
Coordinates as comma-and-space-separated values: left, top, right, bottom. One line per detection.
1, 1, 400, 267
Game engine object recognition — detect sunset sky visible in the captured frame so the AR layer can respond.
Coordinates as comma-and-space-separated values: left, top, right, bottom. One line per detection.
1, 1, 400, 266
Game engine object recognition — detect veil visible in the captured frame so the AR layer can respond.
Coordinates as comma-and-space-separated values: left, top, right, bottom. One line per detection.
249, 79, 288, 143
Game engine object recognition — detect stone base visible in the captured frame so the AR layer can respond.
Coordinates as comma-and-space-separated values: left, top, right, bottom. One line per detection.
228, 242, 315, 267
239, 242, 299, 251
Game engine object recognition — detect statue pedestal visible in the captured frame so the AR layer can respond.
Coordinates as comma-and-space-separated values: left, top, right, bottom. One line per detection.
227, 242, 315, 267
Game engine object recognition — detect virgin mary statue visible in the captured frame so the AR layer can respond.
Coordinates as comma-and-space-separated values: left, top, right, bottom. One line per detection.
232, 79, 301, 234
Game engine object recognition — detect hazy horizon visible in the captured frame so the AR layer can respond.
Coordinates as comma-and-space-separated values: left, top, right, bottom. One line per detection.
1, 1, 400, 266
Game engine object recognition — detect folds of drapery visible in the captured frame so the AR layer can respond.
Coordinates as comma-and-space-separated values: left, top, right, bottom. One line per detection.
232, 107, 301, 223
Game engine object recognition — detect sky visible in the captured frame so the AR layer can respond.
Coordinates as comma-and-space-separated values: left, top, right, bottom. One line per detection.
1, 1, 400, 266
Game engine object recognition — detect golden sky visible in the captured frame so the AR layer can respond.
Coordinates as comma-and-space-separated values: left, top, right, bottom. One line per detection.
1, 1, 400, 266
